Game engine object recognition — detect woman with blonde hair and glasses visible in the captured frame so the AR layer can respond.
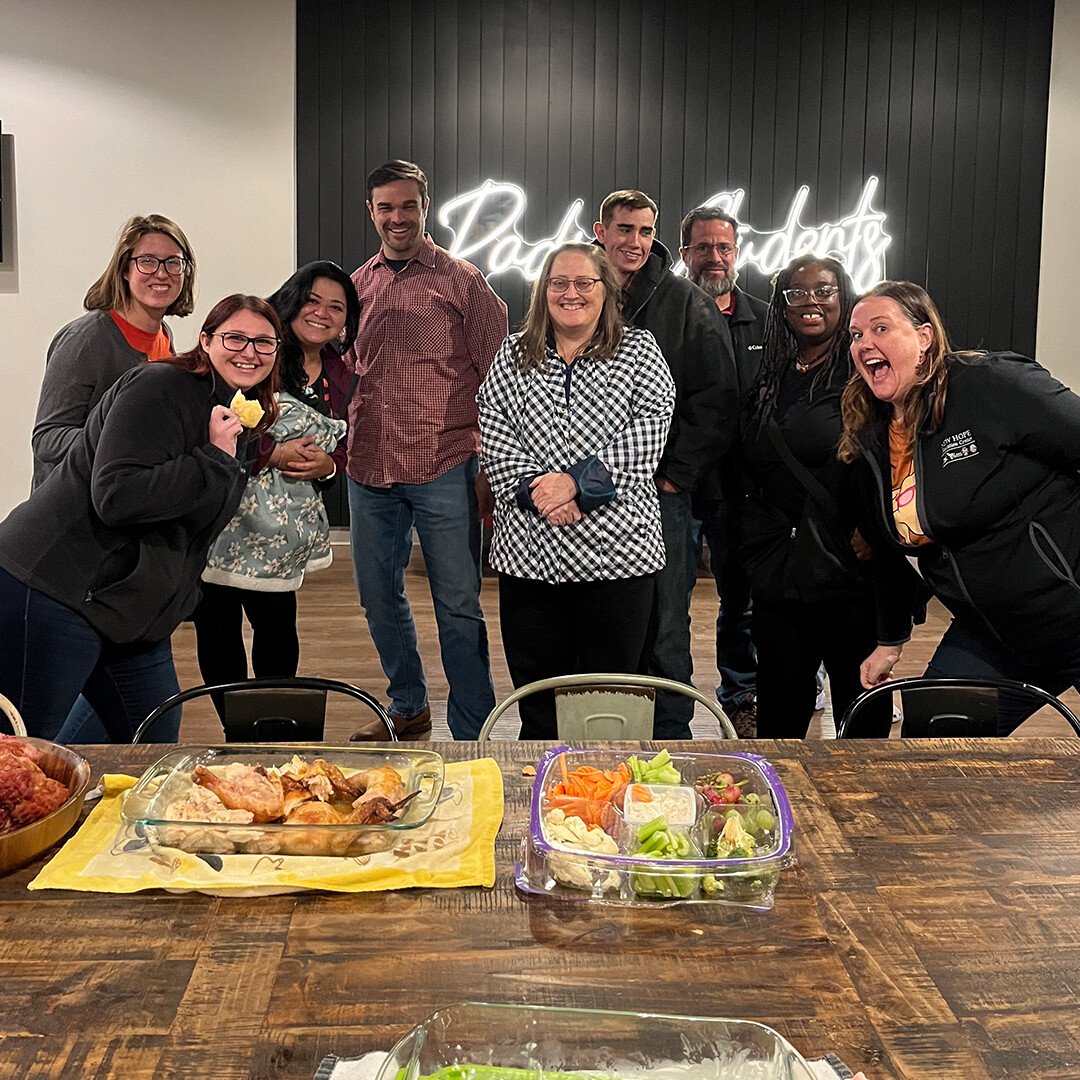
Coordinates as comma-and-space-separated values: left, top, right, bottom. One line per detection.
842, 280, 1080, 733
32, 213, 197, 488
478, 241, 675, 738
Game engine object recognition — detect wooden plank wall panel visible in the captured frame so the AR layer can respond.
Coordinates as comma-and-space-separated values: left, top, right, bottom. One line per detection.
296, 0, 1053, 518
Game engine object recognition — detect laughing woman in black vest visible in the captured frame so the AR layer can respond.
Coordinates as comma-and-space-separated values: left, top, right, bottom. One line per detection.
0, 295, 281, 742
842, 281, 1080, 732
738, 255, 898, 738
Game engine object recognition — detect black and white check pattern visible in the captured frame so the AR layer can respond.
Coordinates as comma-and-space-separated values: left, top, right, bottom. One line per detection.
479, 326, 675, 582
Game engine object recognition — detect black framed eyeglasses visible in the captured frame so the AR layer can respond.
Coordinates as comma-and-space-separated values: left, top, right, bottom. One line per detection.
783, 285, 840, 305
130, 255, 187, 276
209, 331, 279, 355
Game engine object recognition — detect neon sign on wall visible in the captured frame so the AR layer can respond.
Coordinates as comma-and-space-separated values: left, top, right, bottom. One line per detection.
438, 176, 891, 292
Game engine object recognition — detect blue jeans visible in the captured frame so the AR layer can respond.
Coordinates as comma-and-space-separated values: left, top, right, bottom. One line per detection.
647, 489, 698, 738
348, 457, 494, 739
0, 567, 181, 742
925, 618, 1080, 735
694, 497, 757, 710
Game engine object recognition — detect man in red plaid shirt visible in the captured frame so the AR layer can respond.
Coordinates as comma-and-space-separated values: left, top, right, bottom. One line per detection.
344, 160, 508, 740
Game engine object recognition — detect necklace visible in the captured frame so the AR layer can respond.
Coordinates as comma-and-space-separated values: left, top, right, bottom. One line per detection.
794, 349, 829, 374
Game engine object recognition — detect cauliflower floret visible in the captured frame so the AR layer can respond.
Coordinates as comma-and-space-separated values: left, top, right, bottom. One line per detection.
543, 809, 621, 891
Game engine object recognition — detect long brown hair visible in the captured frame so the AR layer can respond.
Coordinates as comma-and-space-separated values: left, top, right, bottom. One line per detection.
511, 243, 624, 372
838, 281, 960, 463
83, 214, 197, 317
163, 295, 281, 433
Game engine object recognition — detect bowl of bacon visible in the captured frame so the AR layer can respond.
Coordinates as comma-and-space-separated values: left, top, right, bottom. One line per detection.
0, 735, 93, 875
120, 745, 444, 858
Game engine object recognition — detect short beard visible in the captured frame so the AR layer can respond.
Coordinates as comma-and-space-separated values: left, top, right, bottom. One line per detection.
690, 266, 737, 299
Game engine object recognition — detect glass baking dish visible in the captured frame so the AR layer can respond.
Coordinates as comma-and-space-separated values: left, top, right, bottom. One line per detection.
516, 747, 795, 909
377, 1002, 817, 1080
121, 744, 443, 857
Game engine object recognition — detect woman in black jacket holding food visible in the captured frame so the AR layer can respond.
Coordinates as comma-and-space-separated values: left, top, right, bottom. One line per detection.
739, 255, 899, 738
0, 295, 281, 742
841, 280, 1080, 732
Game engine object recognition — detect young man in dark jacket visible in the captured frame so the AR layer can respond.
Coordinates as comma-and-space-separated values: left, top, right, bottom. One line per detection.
594, 190, 738, 738
679, 206, 768, 738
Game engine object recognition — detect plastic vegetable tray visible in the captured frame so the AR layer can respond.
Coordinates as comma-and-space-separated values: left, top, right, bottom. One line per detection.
516, 747, 795, 909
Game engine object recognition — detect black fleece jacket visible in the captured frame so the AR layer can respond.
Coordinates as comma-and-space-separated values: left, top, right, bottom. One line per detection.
0, 363, 249, 645
617, 239, 738, 494
855, 352, 1080, 663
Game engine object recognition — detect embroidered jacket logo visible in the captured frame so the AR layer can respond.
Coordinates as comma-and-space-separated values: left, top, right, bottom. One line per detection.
941, 429, 979, 466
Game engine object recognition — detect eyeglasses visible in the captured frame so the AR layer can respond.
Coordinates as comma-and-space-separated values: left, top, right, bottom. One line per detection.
546, 276, 602, 294
689, 242, 737, 257
130, 255, 187, 276
783, 285, 840, 305
209, 331, 279, 355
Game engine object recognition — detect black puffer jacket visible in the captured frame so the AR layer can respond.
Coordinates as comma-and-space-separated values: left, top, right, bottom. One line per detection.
854, 352, 1080, 663
0, 362, 249, 644
619, 239, 738, 494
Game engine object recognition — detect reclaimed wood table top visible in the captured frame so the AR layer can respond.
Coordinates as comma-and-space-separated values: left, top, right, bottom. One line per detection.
2, 738, 1079, 1080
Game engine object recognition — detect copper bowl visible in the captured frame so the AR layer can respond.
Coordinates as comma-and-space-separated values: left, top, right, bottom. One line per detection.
0, 738, 93, 876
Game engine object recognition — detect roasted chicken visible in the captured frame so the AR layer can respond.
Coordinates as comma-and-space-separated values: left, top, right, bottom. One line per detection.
193, 763, 284, 823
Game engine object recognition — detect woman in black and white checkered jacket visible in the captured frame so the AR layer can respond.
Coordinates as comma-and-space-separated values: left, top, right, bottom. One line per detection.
478, 242, 675, 738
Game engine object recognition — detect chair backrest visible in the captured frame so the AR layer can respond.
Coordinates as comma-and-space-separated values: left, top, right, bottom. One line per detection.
132, 677, 397, 743
477, 673, 737, 741
837, 677, 1080, 738
553, 685, 656, 741
0, 692, 28, 737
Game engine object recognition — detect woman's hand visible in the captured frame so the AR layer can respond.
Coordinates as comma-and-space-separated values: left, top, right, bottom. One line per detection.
281, 442, 335, 481
209, 405, 243, 457
851, 528, 872, 561
530, 472, 578, 515
545, 500, 584, 526
860, 644, 904, 689
270, 436, 314, 468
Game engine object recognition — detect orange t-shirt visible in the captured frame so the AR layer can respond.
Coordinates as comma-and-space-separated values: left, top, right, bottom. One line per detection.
110, 310, 172, 361
888, 420, 931, 547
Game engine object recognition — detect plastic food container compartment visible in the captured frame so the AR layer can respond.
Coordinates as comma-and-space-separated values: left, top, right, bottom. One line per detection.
516, 747, 795, 909
376, 1001, 818, 1080
121, 744, 443, 858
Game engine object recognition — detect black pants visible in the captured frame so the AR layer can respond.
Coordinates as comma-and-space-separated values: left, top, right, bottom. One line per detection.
498, 572, 655, 739
752, 591, 891, 738
192, 584, 300, 711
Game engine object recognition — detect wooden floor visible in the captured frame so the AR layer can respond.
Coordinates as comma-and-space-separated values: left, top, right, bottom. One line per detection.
170, 541, 1080, 742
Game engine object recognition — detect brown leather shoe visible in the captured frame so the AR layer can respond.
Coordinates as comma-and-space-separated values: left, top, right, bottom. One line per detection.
350, 705, 432, 741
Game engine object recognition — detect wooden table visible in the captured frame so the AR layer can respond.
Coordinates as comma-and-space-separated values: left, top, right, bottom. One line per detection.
3, 739, 1080, 1080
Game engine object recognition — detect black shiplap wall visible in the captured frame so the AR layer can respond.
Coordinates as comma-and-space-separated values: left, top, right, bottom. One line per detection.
297, 0, 1052, 352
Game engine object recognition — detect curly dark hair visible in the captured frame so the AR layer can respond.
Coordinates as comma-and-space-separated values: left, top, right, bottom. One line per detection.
266, 261, 360, 398
749, 254, 858, 420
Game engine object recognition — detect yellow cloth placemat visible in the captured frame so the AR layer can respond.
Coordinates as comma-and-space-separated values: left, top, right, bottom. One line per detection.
29, 758, 503, 896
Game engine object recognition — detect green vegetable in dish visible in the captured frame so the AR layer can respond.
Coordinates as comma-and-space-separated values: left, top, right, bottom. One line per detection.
625, 749, 681, 786
630, 814, 700, 898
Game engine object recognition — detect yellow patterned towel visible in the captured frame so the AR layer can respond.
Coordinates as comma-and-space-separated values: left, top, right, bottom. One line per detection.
29, 758, 502, 897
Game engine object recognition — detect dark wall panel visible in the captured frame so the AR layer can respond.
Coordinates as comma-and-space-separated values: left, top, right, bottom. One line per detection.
297, 0, 1052, 354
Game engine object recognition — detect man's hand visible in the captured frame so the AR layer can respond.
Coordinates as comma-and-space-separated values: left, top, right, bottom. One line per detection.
860, 644, 904, 689
281, 443, 335, 481
544, 500, 584, 526
655, 476, 680, 494
851, 528, 872, 561
530, 472, 577, 516
475, 470, 494, 521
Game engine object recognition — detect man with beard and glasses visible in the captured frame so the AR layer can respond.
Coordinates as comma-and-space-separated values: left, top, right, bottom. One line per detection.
679, 206, 767, 737
343, 159, 507, 741
593, 190, 738, 739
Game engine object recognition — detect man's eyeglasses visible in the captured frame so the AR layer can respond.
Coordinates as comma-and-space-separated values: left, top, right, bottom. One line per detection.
546, 276, 602, 294
783, 285, 840, 305
689, 242, 737, 257
130, 255, 187, 276
209, 331, 279, 355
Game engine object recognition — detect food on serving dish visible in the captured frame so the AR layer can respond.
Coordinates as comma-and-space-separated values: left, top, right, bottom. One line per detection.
543, 808, 621, 891
0, 736, 71, 835
625, 748, 681, 786
229, 388, 265, 428
622, 783, 698, 827
630, 815, 701, 898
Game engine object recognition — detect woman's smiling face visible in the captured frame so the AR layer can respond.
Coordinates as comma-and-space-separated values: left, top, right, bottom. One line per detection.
783, 262, 841, 349
849, 295, 934, 415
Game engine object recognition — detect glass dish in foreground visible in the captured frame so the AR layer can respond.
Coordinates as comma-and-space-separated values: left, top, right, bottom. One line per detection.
121, 744, 443, 857
376, 1002, 817, 1080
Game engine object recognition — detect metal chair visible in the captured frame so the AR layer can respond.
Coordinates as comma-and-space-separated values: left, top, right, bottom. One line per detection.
0, 692, 28, 737
131, 677, 397, 743
836, 677, 1080, 738
477, 673, 737, 741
